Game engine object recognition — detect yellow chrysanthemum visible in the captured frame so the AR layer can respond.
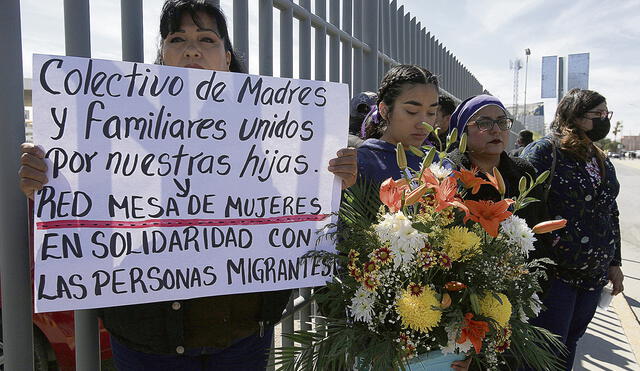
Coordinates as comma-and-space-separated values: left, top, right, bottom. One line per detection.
443, 226, 481, 261
479, 292, 512, 328
396, 286, 442, 333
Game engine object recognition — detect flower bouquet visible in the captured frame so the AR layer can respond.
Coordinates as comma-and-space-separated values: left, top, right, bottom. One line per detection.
273, 132, 567, 370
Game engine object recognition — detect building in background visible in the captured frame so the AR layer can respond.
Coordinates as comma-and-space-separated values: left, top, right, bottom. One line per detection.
621, 135, 640, 151
506, 102, 546, 137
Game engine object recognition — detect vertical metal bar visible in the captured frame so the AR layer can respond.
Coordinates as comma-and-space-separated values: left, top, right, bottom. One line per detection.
410, 18, 416, 64
342, 0, 353, 92
281, 298, 294, 348
280, 5, 293, 78
382, 0, 390, 58
353, 0, 363, 92
64, 0, 101, 368
398, 5, 405, 64
121, 0, 143, 62
416, 22, 422, 67
259, 0, 274, 76
429, 35, 436, 72
233, 0, 249, 68
377, 0, 383, 82
363, 0, 379, 91
0, 1, 33, 369
300, 0, 312, 80
315, 0, 327, 81
407, 15, 414, 63
329, 0, 340, 82
64, 0, 91, 58
422, 29, 427, 69
390, 1, 398, 61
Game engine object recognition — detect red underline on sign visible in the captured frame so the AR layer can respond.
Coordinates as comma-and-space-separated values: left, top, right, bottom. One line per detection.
36, 214, 331, 230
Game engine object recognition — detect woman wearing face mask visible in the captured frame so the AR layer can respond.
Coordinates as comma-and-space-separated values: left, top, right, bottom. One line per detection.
444, 95, 546, 229
17, 1, 357, 370
521, 88, 623, 370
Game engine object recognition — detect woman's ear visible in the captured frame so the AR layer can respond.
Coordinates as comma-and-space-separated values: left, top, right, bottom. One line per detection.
379, 102, 389, 121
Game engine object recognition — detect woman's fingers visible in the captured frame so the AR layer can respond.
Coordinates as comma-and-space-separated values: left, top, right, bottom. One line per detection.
18, 143, 48, 199
328, 148, 357, 189
21, 142, 45, 158
20, 151, 48, 172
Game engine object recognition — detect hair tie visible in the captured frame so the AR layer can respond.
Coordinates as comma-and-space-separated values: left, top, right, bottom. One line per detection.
360, 104, 381, 138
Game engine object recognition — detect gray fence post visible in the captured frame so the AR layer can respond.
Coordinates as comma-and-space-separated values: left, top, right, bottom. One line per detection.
329, 0, 340, 83
352, 0, 363, 93
233, 0, 249, 69
121, 0, 143, 63
0, 1, 34, 368
259, 0, 274, 76
299, 0, 312, 80
280, 4, 293, 78
315, 0, 327, 81
362, 0, 379, 92
63, 0, 103, 369
341, 0, 353, 93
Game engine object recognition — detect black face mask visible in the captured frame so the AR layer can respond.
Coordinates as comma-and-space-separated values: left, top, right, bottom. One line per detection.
585, 117, 611, 142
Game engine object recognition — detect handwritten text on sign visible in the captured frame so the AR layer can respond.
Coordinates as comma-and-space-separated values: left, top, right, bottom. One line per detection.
32, 54, 347, 312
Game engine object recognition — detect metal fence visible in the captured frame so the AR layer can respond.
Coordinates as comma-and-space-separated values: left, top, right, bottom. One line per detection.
0, 0, 485, 369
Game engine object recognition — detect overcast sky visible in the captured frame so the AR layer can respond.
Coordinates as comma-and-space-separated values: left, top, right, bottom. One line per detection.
19, 0, 640, 137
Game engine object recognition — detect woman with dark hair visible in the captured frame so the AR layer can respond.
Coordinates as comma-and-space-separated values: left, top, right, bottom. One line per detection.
521, 88, 623, 370
18, 1, 357, 369
357, 64, 439, 186
357, 65, 470, 371
444, 95, 545, 227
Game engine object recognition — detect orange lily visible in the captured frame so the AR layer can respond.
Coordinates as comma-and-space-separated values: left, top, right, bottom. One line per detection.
379, 177, 409, 213
532, 219, 568, 234
434, 177, 469, 217
457, 313, 490, 354
464, 199, 514, 237
453, 167, 491, 194
405, 184, 428, 206
485, 167, 506, 196
420, 167, 440, 188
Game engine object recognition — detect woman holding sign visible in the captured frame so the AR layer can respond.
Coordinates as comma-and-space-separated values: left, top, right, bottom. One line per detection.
19, 1, 357, 370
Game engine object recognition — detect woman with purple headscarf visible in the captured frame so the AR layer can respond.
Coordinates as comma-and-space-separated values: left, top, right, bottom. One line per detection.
445, 94, 547, 237
445, 96, 550, 369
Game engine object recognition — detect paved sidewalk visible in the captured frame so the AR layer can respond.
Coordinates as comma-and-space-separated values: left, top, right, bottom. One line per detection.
574, 294, 640, 370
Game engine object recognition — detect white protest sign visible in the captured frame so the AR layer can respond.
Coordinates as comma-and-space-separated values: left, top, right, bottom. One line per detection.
32, 54, 348, 313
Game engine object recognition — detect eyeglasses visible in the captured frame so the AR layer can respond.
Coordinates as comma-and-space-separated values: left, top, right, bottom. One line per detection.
586, 111, 613, 120
467, 118, 513, 132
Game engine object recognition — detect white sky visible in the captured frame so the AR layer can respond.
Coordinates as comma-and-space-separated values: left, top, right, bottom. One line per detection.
19, 0, 640, 137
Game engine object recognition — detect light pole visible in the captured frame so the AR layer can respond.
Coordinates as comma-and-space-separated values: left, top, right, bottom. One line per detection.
523, 48, 531, 128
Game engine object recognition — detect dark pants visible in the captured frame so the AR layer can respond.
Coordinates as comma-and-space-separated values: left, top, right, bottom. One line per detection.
529, 278, 602, 370
110, 327, 274, 371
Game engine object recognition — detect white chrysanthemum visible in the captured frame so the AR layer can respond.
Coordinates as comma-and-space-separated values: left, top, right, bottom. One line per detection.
374, 212, 426, 267
429, 163, 452, 179
349, 286, 376, 323
441, 326, 473, 355
500, 215, 536, 256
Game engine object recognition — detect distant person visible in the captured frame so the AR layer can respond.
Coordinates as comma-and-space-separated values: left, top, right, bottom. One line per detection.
509, 130, 534, 157
429, 95, 457, 150
348, 91, 377, 148
522, 88, 623, 370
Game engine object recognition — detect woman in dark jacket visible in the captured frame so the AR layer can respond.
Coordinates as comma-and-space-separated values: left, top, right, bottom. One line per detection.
444, 95, 546, 228
17, 1, 357, 369
521, 88, 623, 370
